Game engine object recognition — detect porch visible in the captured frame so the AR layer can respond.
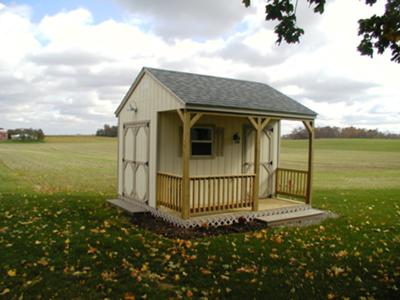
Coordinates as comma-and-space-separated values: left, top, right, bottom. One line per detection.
156, 109, 315, 220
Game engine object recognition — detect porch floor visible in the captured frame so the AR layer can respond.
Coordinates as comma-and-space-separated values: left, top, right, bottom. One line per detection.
157, 197, 305, 219
108, 196, 325, 228
259, 198, 304, 210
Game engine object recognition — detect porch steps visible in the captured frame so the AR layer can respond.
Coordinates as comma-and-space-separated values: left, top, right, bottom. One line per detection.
255, 208, 326, 227
107, 199, 147, 214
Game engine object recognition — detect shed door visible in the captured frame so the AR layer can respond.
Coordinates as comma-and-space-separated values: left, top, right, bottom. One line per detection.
242, 124, 274, 198
122, 121, 150, 204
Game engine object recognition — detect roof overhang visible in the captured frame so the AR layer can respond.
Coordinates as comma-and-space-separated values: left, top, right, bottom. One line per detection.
185, 104, 317, 121
114, 68, 146, 116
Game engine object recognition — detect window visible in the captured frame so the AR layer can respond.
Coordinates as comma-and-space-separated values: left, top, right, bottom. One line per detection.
191, 126, 213, 156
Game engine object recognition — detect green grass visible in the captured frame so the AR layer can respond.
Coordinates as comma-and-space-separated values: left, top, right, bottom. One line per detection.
280, 138, 400, 189
0, 137, 399, 299
0, 136, 116, 194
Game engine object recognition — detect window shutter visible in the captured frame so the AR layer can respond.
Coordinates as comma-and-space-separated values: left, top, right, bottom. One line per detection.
215, 127, 224, 156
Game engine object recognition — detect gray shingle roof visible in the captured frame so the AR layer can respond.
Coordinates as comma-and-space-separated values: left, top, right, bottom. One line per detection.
145, 67, 316, 117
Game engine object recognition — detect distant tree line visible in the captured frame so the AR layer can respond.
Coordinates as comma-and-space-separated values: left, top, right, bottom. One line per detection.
7, 128, 45, 140
284, 126, 400, 139
96, 124, 118, 137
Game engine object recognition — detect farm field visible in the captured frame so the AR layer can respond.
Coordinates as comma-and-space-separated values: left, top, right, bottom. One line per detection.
0, 136, 399, 299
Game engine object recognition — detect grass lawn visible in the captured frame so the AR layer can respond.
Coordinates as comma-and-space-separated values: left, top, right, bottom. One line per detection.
0, 137, 399, 299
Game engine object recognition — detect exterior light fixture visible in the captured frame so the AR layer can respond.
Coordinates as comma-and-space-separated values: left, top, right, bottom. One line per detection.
127, 102, 137, 112
233, 133, 240, 144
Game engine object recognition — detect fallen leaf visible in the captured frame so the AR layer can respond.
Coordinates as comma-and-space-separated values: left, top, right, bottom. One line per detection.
0, 288, 10, 295
124, 292, 135, 300
270, 253, 279, 260
37, 258, 49, 266
335, 250, 348, 259
331, 266, 344, 277
327, 292, 336, 299
87, 246, 98, 254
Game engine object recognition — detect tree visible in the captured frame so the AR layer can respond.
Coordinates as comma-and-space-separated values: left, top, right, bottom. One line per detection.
283, 125, 399, 139
96, 124, 118, 137
7, 128, 45, 141
242, 0, 400, 63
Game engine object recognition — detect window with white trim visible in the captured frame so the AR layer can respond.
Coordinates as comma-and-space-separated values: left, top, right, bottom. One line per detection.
191, 126, 213, 156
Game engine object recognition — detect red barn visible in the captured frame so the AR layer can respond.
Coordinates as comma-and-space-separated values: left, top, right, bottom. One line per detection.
0, 129, 8, 141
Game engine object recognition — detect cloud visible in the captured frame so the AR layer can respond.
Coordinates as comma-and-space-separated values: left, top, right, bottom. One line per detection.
113, 0, 253, 39
278, 75, 379, 103
0, 1, 398, 135
28, 50, 113, 66
0, 6, 153, 134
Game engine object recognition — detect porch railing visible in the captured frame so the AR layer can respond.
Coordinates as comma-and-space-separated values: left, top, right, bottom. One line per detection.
157, 169, 308, 217
189, 174, 254, 215
275, 168, 308, 200
157, 172, 182, 211
157, 173, 254, 215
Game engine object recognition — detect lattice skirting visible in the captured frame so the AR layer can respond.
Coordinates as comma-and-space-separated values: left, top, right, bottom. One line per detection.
118, 196, 314, 228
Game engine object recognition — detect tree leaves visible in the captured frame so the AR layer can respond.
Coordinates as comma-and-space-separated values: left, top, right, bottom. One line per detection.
242, 0, 400, 62
358, 0, 400, 62
265, 0, 304, 44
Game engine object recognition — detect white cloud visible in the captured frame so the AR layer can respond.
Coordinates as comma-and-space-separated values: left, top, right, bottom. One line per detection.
0, 1, 398, 135
114, 0, 252, 39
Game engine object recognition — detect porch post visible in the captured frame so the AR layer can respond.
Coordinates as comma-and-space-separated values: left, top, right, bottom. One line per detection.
181, 110, 191, 219
253, 119, 261, 211
248, 117, 270, 211
303, 120, 314, 205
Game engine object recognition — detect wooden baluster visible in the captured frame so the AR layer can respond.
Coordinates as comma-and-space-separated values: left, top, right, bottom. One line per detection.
291, 171, 294, 195
222, 177, 225, 210
216, 178, 222, 210
161, 175, 165, 207
159, 175, 161, 206
227, 177, 230, 210
168, 176, 171, 209
174, 177, 177, 211
207, 178, 211, 212
171, 176, 174, 209
229, 178, 233, 209
235, 177, 239, 208
178, 178, 181, 211
304, 172, 308, 199
197, 179, 201, 214
210, 178, 215, 211
163, 175, 166, 206
239, 177, 242, 208
190, 179, 193, 214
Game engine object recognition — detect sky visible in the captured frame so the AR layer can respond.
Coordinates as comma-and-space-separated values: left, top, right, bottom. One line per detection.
0, 0, 399, 135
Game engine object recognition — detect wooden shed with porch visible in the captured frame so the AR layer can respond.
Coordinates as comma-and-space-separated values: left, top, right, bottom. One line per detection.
111, 67, 318, 227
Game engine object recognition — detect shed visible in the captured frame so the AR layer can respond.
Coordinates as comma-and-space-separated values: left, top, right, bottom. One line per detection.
112, 67, 317, 227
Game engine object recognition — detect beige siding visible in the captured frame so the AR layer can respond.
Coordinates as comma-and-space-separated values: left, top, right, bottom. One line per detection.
159, 114, 246, 176
118, 73, 183, 207
158, 113, 280, 198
